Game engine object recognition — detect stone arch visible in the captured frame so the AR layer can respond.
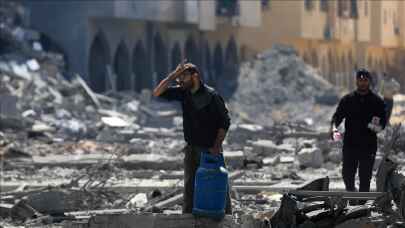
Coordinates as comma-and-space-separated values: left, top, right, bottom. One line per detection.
171, 42, 182, 71
348, 52, 355, 89
367, 55, 373, 70
378, 59, 384, 74
114, 40, 131, 91
384, 58, 390, 73
225, 36, 238, 68
133, 40, 151, 92
381, 59, 386, 73
311, 49, 319, 68
154, 33, 168, 82
342, 55, 349, 88
333, 53, 341, 86
88, 30, 110, 93
213, 42, 224, 88
240, 45, 247, 62
321, 57, 328, 80
203, 41, 214, 86
221, 36, 239, 98
328, 50, 335, 84
184, 35, 200, 66
303, 52, 311, 65
373, 58, 378, 72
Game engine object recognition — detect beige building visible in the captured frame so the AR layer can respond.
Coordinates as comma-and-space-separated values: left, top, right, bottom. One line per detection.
206, 0, 405, 92
25, 0, 404, 93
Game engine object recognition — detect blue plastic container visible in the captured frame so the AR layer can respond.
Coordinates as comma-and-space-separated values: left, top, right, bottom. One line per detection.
192, 152, 228, 219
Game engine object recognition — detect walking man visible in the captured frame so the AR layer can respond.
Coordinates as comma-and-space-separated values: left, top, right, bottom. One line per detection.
153, 62, 232, 214
330, 69, 386, 197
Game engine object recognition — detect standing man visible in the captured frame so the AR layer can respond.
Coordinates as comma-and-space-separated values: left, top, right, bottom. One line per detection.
330, 69, 386, 197
153, 62, 232, 214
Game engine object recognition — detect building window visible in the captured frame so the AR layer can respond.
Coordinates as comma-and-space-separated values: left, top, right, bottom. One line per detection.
216, 0, 239, 17
320, 0, 328, 12
338, 1, 344, 17
364, 0, 368, 16
305, 0, 314, 11
261, 0, 271, 10
350, 0, 358, 18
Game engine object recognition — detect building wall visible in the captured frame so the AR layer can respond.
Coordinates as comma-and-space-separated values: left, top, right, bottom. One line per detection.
24, 1, 115, 79
379, 0, 400, 47
204, 0, 302, 60
24, 0, 405, 93
399, 1, 405, 48
356, 0, 371, 42
370, 1, 383, 47
300, 0, 327, 40
113, 1, 187, 23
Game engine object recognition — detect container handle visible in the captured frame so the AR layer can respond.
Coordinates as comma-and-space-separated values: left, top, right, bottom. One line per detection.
200, 151, 225, 169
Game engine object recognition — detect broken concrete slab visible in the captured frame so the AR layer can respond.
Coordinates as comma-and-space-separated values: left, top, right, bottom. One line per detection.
251, 139, 294, 155
0, 114, 28, 130
101, 116, 131, 128
223, 150, 244, 168
74, 74, 100, 108
0, 147, 32, 160
297, 147, 323, 168
0, 203, 13, 218
64, 213, 236, 228
327, 149, 342, 164
126, 193, 148, 208
0, 95, 18, 117
26, 190, 66, 215
10, 200, 39, 221
279, 155, 294, 164
262, 156, 279, 166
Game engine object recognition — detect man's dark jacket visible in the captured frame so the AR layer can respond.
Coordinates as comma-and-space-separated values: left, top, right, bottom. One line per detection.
332, 90, 386, 151
159, 84, 231, 148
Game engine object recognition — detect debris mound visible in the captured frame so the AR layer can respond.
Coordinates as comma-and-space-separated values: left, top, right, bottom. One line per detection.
231, 44, 339, 127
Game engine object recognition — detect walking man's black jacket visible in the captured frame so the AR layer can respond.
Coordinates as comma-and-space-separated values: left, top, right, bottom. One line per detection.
332, 91, 386, 151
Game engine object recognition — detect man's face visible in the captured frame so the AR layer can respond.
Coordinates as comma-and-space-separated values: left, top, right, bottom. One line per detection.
176, 71, 194, 90
356, 77, 370, 92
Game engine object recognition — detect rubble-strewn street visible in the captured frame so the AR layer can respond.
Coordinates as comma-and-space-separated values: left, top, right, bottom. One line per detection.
2, 1, 405, 228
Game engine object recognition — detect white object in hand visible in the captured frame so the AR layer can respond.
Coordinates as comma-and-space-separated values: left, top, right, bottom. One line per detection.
333, 130, 342, 141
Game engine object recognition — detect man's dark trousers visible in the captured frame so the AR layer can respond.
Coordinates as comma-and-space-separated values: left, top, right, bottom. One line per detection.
182, 145, 232, 214
342, 146, 376, 192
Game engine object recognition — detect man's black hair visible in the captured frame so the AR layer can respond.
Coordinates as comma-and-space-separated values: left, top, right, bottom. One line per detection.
356, 68, 371, 79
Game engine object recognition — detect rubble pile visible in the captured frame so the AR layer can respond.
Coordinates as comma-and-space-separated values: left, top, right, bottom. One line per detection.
230, 44, 339, 127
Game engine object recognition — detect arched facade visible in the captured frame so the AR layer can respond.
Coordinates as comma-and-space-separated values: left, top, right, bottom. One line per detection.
88, 31, 110, 93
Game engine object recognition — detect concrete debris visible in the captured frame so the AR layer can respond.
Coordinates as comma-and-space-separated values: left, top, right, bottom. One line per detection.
126, 193, 148, 208
230, 44, 339, 127
101, 116, 131, 128
297, 147, 324, 169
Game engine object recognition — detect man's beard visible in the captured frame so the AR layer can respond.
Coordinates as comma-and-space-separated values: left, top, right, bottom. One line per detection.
357, 86, 369, 93
180, 82, 193, 90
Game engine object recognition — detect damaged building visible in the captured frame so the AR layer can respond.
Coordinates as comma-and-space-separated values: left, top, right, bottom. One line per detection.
22, 0, 405, 96
1, 0, 405, 227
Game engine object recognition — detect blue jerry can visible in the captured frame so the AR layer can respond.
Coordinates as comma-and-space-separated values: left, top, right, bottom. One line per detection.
192, 151, 228, 220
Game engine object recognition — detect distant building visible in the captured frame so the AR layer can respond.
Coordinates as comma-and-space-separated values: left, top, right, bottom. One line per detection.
23, 0, 405, 93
